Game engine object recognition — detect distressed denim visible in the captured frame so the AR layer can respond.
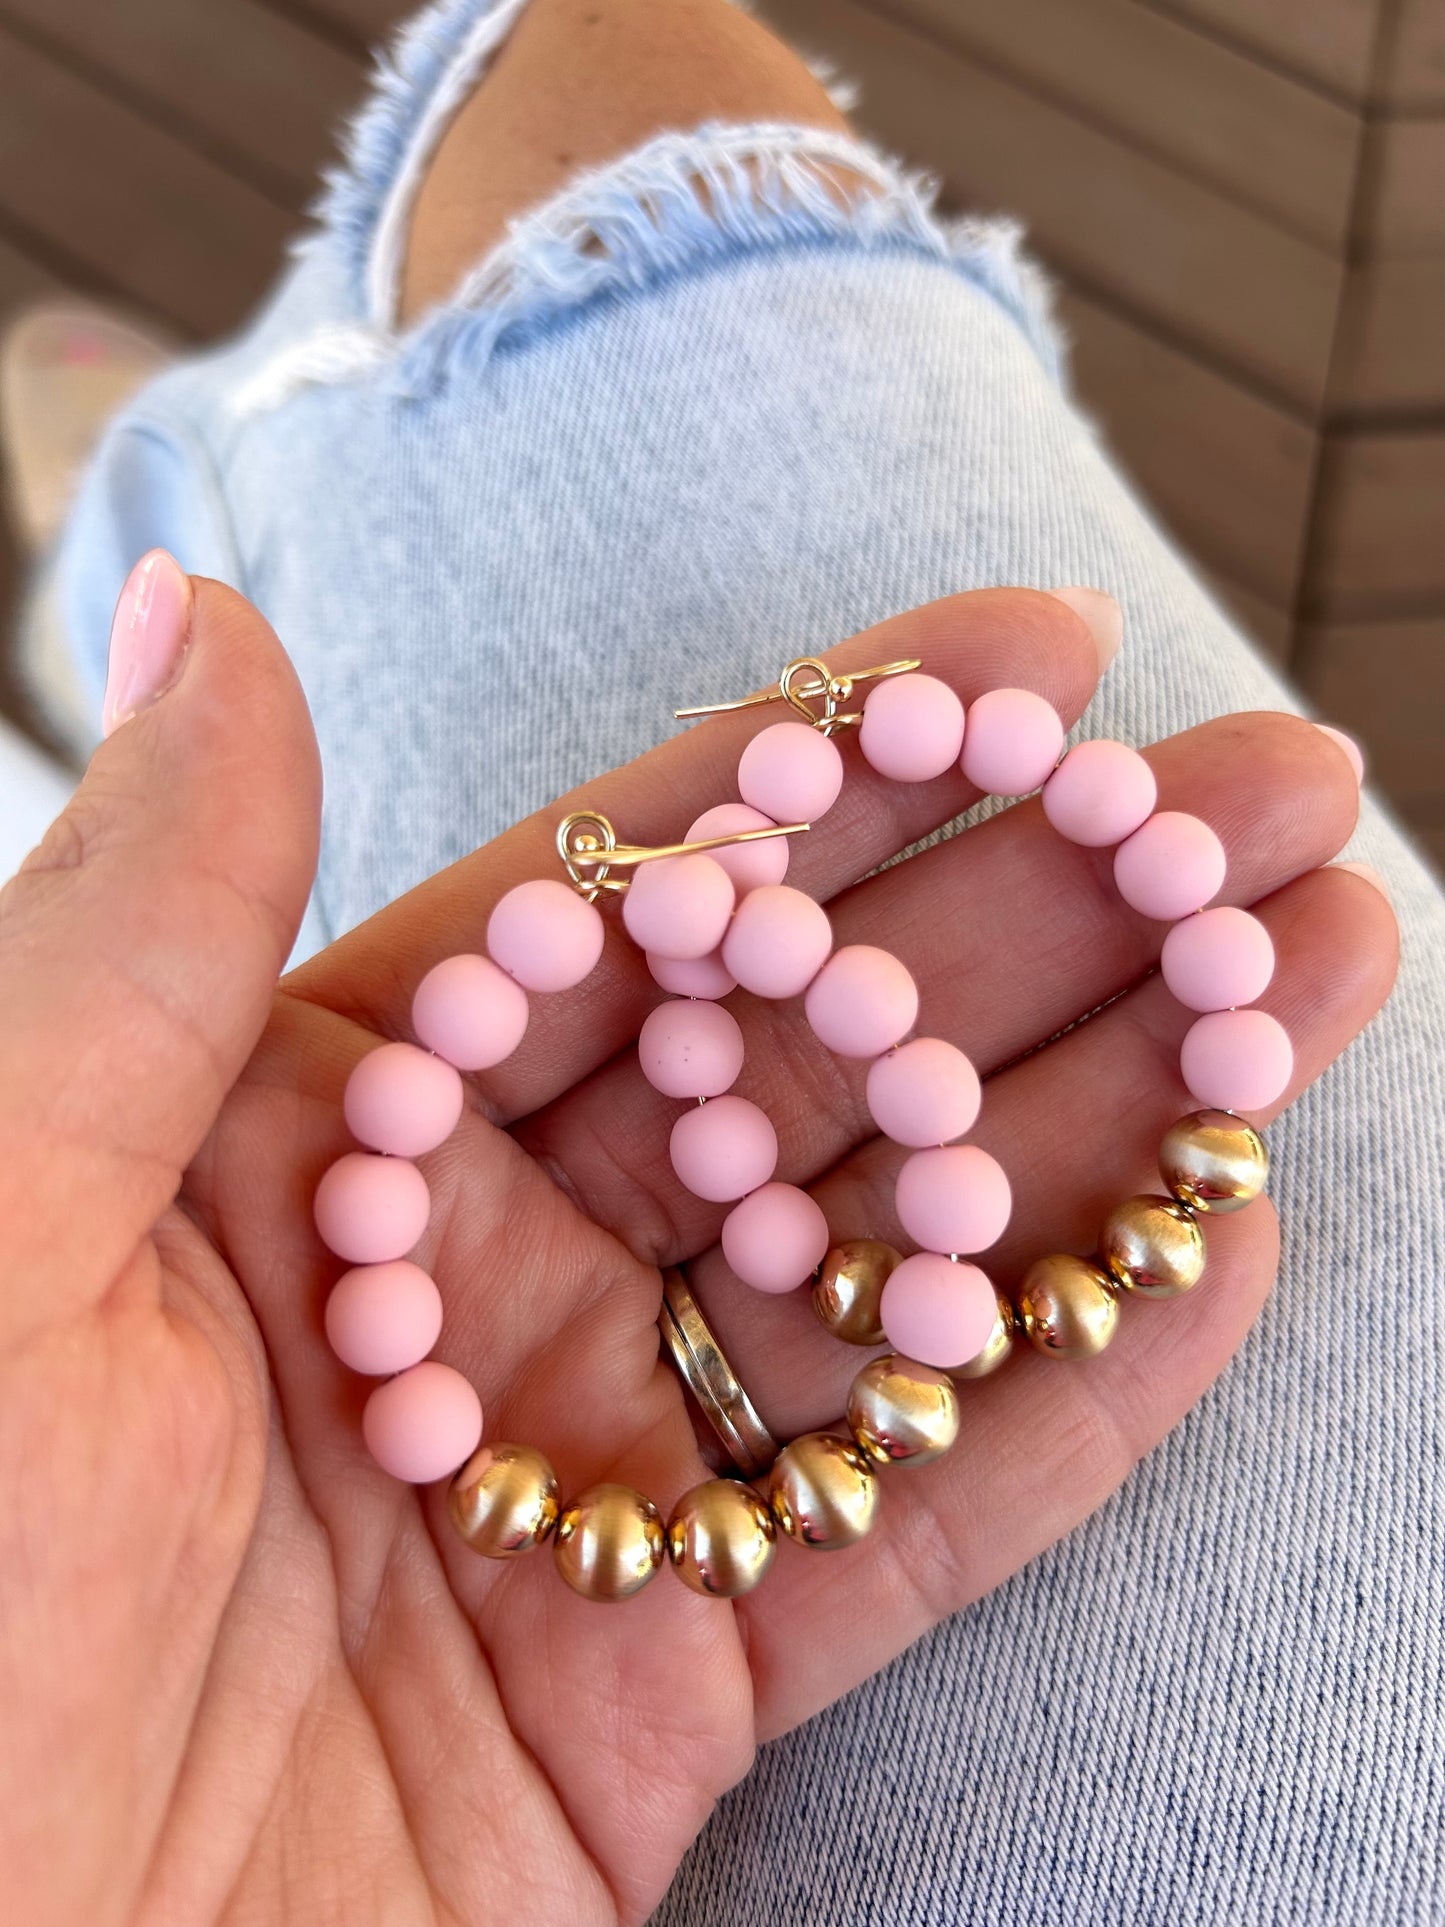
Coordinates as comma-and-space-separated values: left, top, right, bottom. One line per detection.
53, 2, 1444, 1918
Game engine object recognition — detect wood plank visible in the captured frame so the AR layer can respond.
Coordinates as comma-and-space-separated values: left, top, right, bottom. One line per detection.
1362, 117, 1445, 256
1147, 0, 1380, 104
1059, 290, 1317, 605
1380, 0, 1445, 111
0, 229, 64, 317
763, 0, 1343, 412
0, 26, 296, 340
1331, 257, 1445, 417
273, 0, 405, 49
0, 0, 365, 210
1296, 615, 1445, 801
1208, 574, 1296, 663
1307, 432, 1445, 615
875, 0, 1359, 250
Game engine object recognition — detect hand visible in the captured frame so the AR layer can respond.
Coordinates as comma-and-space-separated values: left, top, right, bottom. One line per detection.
0, 575, 1396, 1926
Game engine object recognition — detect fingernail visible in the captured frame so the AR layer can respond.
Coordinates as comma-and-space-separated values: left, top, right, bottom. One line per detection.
1332, 860, 1390, 902
1315, 722, 1365, 786
1047, 585, 1123, 669
102, 549, 192, 737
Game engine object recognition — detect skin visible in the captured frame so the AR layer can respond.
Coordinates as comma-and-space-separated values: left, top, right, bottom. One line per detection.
0, 577, 1396, 1925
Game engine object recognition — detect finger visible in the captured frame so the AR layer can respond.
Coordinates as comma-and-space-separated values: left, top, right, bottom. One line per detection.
734, 862, 1398, 1735
290, 588, 1104, 1114
0, 563, 321, 1325
517, 711, 1360, 1266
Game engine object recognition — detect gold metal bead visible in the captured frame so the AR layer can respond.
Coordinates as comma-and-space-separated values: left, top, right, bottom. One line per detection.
767, 1432, 880, 1548
666, 1479, 777, 1597
448, 1442, 560, 1558
847, 1354, 961, 1467
553, 1482, 665, 1601
1101, 1193, 1206, 1297
1018, 1254, 1119, 1359
812, 1239, 900, 1346
1160, 1109, 1269, 1215
950, 1290, 1018, 1379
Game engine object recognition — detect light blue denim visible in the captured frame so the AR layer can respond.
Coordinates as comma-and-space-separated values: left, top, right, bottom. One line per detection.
52, 2, 1445, 1919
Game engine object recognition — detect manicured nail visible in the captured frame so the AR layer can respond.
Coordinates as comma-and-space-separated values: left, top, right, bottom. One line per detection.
1047, 585, 1123, 669
1315, 722, 1365, 785
1331, 860, 1390, 902
102, 549, 192, 737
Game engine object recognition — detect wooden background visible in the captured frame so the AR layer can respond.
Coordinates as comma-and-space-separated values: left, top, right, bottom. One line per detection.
0, 0, 1440, 868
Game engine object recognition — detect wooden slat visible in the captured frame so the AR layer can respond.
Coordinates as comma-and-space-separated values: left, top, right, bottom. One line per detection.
0, 229, 64, 316
1380, 0, 1445, 111
1307, 433, 1445, 615
0, 26, 296, 339
1363, 117, 1445, 256
1297, 615, 1445, 801
273, 0, 404, 49
1148, 0, 1381, 104
1331, 258, 1445, 417
875, 0, 1359, 250
0, 0, 364, 210
1059, 290, 1317, 605
1209, 574, 1296, 663
763, 0, 1342, 412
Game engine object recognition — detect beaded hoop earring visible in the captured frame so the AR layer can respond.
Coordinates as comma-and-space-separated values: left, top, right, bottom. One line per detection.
314, 656, 1284, 1602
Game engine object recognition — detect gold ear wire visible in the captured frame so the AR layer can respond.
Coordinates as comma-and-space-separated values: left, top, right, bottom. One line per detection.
557, 810, 809, 902
675, 655, 921, 735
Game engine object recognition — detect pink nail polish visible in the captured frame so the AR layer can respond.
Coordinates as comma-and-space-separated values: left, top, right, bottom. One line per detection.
102, 549, 192, 737
1047, 585, 1123, 669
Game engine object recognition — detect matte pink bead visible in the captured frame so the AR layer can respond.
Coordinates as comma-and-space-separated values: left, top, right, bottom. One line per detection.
362, 1361, 483, 1484
669, 1095, 778, 1202
960, 688, 1065, 796
866, 1037, 981, 1147
314, 1152, 430, 1265
325, 1260, 443, 1376
687, 803, 790, 894
1161, 907, 1275, 1013
1041, 739, 1158, 847
804, 944, 919, 1058
737, 721, 844, 824
858, 672, 965, 782
487, 878, 605, 993
638, 998, 745, 1098
344, 1042, 464, 1158
895, 1144, 1012, 1254
647, 948, 737, 998
721, 1182, 830, 1294
1316, 723, 1365, 785
622, 853, 735, 961
721, 885, 832, 999
1113, 812, 1227, 921
412, 953, 529, 1070
1180, 1008, 1294, 1113
880, 1252, 1000, 1370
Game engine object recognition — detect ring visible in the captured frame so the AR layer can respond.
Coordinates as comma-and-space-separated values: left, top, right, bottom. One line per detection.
658, 1267, 779, 1478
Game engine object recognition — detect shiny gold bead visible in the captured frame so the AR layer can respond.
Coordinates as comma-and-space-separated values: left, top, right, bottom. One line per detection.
449, 1441, 560, 1558
767, 1432, 880, 1548
1018, 1254, 1119, 1359
1160, 1109, 1269, 1215
1101, 1193, 1206, 1297
812, 1239, 900, 1346
553, 1482, 665, 1601
666, 1479, 776, 1597
847, 1354, 960, 1467
950, 1290, 1018, 1380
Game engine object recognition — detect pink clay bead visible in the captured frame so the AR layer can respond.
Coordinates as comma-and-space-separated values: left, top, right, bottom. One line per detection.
487, 878, 605, 993
1316, 723, 1365, 785
622, 852, 735, 961
325, 1260, 443, 1376
721, 885, 832, 999
1160, 906, 1275, 1013
314, 1151, 430, 1265
1114, 812, 1227, 921
859, 672, 965, 782
896, 1144, 1012, 1254
804, 944, 919, 1058
866, 1037, 981, 1147
362, 1361, 483, 1484
1180, 1008, 1293, 1113
960, 688, 1065, 796
687, 803, 790, 894
721, 1182, 830, 1293
880, 1252, 1000, 1370
412, 953, 529, 1070
638, 998, 745, 1098
1042, 739, 1158, 847
670, 1095, 778, 1202
344, 1042, 464, 1158
737, 721, 844, 824
648, 948, 737, 998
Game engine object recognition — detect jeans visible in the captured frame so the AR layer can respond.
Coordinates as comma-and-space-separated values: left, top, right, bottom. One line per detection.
53, 2, 1445, 1917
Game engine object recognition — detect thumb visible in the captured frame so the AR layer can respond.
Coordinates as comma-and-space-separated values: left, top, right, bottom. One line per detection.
0, 554, 321, 1324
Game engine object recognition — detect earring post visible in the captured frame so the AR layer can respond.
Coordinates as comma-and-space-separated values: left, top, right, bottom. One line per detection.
675, 655, 922, 722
